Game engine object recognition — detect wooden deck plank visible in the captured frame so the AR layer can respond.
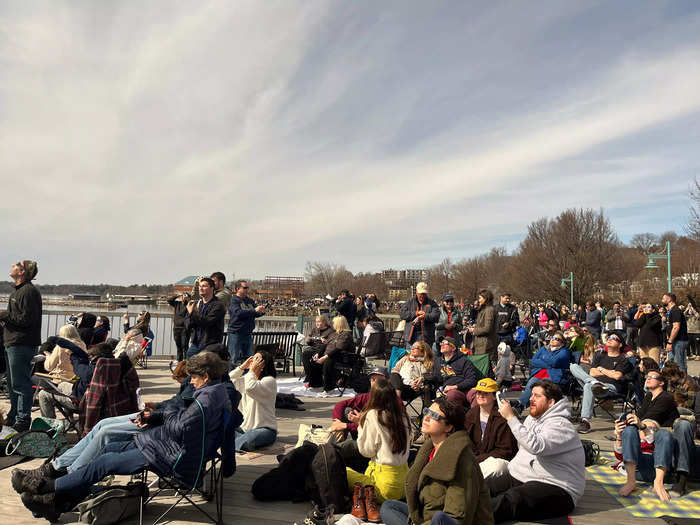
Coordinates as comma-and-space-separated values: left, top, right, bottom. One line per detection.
1, 359, 698, 524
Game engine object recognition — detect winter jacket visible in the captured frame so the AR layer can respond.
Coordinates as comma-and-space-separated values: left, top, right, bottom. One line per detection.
400, 296, 440, 346
186, 296, 226, 347
78, 313, 97, 347
529, 345, 572, 385
304, 325, 335, 352
406, 431, 494, 525
135, 381, 231, 487
435, 352, 477, 392
227, 295, 264, 336
506, 397, 586, 504
585, 309, 602, 332
167, 296, 190, 329
332, 392, 370, 437
464, 404, 518, 463
335, 297, 357, 327
323, 330, 354, 358
494, 303, 520, 336
44, 340, 80, 383
215, 287, 233, 311
54, 337, 102, 402
634, 312, 663, 349
473, 305, 497, 359
436, 307, 464, 346
0, 281, 42, 347
605, 309, 629, 332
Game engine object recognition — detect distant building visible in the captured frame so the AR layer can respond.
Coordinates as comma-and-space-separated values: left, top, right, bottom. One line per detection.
69, 293, 102, 302
381, 268, 428, 288
263, 276, 304, 296
173, 275, 199, 294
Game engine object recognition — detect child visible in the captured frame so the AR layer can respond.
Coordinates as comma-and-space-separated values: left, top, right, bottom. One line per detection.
494, 342, 513, 388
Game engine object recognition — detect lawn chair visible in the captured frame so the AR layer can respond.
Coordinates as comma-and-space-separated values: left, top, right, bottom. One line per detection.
35, 378, 81, 435
134, 336, 152, 370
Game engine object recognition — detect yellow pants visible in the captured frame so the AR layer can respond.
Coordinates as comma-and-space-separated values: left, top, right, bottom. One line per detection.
346, 461, 409, 503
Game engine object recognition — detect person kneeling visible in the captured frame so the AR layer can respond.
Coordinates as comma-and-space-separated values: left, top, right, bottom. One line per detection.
491, 380, 585, 523
380, 398, 494, 525
15, 352, 232, 522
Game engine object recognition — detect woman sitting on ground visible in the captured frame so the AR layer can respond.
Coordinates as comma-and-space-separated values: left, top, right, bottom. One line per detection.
380, 397, 494, 525
347, 377, 411, 522
230, 350, 278, 451
390, 341, 434, 402
115, 310, 151, 361
16, 352, 232, 522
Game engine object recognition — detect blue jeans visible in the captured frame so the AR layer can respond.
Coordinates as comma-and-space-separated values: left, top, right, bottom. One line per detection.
5, 345, 37, 425
380, 500, 457, 525
228, 332, 253, 364
569, 363, 617, 421
54, 440, 148, 493
186, 343, 204, 359
54, 413, 140, 472
621, 425, 674, 482
673, 419, 700, 477
235, 426, 276, 452
517, 376, 541, 407
668, 340, 689, 373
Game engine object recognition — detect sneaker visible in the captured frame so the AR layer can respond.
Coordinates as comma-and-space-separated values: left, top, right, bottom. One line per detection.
591, 383, 610, 398
300, 504, 333, 525
12, 419, 31, 433
577, 420, 591, 434
320, 390, 335, 398
20, 492, 61, 523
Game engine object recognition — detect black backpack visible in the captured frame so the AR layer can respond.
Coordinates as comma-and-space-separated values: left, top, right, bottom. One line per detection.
580, 439, 600, 467
309, 442, 348, 513
252, 441, 318, 502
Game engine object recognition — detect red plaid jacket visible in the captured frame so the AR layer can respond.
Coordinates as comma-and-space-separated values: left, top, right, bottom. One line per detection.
79, 357, 140, 436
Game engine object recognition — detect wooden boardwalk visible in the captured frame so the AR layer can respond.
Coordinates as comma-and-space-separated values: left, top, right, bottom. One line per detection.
1, 359, 698, 524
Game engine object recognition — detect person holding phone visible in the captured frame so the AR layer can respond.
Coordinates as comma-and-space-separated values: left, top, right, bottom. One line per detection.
615, 369, 679, 502
633, 303, 663, 363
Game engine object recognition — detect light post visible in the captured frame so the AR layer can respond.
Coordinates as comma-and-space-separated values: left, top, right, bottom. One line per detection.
560, 272, 574, 311
645, 240, 672, 294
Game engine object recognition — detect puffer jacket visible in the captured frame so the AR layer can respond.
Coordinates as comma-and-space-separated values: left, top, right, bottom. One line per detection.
135, 381, 231, 487
528, 345, 571, 385
436, 307, 463, 346
406, 431, 494, 525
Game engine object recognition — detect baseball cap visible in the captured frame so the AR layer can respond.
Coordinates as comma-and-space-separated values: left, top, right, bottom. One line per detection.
416, 282, 428, 294
368, 366, 389, 379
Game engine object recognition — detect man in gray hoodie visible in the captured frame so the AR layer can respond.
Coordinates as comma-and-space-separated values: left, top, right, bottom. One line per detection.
490, 380, 586, 523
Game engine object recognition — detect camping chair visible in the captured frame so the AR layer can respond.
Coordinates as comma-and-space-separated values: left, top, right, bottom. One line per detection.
333, 347, 367, 396
138, 410, 233, 525
361, 331, 384, 358
134, 336, 152, 370
35, 378, 81, 435
592, 378, 636, 420
466, 353, 491, 380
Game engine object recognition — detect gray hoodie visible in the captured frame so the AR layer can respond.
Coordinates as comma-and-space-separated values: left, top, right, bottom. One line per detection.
506, 397, 586, 504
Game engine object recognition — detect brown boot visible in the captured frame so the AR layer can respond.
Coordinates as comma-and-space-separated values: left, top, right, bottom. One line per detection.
363, 485, 381, 523
351, 482, 366, 520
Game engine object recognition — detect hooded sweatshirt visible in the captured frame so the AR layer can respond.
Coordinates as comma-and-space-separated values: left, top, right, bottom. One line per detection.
506, 397, 586, 504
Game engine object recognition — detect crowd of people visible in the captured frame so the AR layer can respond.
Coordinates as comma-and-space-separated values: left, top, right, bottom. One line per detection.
1, 262, 699, 524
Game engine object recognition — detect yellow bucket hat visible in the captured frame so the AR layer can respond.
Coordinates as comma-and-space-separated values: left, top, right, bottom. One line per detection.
474, 378, 498, 393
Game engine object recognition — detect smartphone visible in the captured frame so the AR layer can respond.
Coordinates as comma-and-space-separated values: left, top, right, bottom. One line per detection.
496, 391, 505, 406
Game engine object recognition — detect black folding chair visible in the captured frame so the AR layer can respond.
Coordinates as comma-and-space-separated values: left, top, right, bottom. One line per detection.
35, 378, 81, 435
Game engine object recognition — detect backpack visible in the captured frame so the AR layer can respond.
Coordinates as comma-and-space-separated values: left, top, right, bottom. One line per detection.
580, 439, 600, 467
4, 418, 69, 458
309, 442, 348, 513
252, 441, 318, 502
76, 482, 148, 525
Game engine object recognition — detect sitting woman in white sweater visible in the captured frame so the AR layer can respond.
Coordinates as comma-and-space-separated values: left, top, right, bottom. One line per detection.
347, 377, 412, 513
229, 350, 278, 451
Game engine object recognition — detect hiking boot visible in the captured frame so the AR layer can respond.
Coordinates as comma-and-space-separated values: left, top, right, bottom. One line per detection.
11, 462, 62, 494
351, 482, 366, 520
12, 419, 31, 433
21, 492, 61, 523
577, 420, 591, 434
363, 485, 381, 523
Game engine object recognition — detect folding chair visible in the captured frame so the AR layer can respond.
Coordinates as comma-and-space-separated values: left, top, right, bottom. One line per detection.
333, 348, 366, 396
466, 353, 491, 381
134, 336, 153, 370
35, 377, 81, 434
592, 379, 636, 420
138, 410, 232, 525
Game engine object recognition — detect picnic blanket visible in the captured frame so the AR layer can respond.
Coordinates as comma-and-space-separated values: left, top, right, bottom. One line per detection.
276, 377, 357, 398
587, 452, 700, 518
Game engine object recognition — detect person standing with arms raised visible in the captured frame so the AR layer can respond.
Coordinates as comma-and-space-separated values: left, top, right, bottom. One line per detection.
227, 280, 266, 364
0, 261, 42, 432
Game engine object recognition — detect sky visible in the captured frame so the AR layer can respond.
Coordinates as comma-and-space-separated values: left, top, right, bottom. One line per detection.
1, 1, 699, 285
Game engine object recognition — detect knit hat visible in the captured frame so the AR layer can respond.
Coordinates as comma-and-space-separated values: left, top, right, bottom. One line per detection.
442, 293, 454, 302
474, 378, 499, 393
22, 260, 38, 280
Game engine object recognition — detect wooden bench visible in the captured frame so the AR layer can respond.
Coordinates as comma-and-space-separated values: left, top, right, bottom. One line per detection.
252, 331, 300, 375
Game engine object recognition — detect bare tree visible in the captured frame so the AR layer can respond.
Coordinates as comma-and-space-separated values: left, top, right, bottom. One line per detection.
687, 176, 700, 241
629, 233, 658, 254
304, 261, 354, 296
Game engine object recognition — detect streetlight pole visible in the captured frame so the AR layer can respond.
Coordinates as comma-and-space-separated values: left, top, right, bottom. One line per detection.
645, 241, 672, 294
560, 272, 574, 311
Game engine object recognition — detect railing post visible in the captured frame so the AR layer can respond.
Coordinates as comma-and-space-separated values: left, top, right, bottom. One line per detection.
295, 314, 304, 367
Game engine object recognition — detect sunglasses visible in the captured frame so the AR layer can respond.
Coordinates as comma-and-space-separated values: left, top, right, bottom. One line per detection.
647, 374, 661, 380
551, 336, 564, 342
422, 408, 445, 422
608, 337, 622, 343
240, 286, 249, 289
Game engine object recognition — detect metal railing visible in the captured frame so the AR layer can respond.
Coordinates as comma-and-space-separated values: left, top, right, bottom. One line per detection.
39, 310, 401, 358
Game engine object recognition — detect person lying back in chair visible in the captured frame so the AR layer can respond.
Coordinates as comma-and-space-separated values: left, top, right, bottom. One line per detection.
13, 352, 234, 522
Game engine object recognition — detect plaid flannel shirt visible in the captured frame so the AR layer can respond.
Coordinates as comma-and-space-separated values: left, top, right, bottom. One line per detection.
79, 357, 140, 436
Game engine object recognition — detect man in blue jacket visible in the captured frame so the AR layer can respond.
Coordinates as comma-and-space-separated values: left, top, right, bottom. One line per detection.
227, 280, 266, 364
511, 331, 571, 413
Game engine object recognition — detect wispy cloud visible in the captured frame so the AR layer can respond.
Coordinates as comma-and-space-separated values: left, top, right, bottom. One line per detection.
0, 1, 698, 283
